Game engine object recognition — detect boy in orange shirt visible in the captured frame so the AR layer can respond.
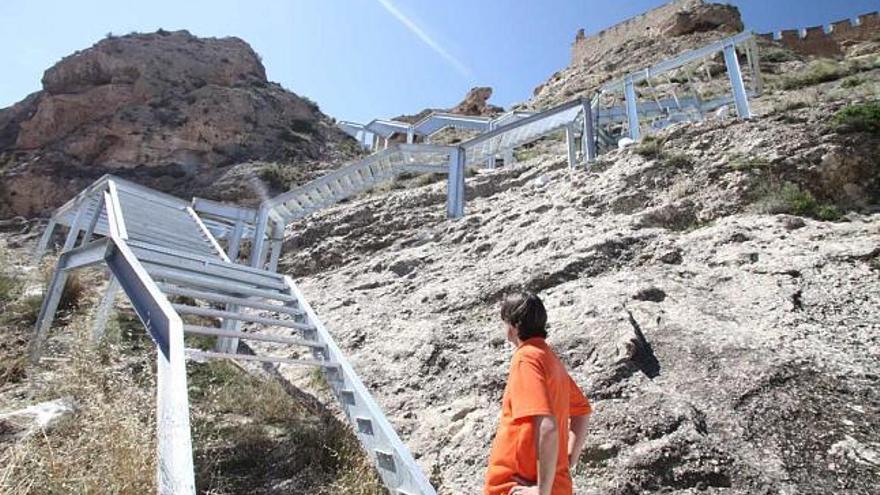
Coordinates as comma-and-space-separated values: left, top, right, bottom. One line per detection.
484, 292, 592, 495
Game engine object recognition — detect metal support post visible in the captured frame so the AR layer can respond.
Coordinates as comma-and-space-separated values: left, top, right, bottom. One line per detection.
250, 206, 270, 269
406, 127, 414, 144
582, 101, 597, 164
267, 221, 285, 273
624, 76, 641, 141
34, 217, 58, 261
747, 38, 763, 95
446, 147, 465, 219
503, 148, 515, 167
723, 42, 752, 119
155, 320, 196, 494
565, 124, 577, 169
91, 275, 121, 341
226, 219, 245, 261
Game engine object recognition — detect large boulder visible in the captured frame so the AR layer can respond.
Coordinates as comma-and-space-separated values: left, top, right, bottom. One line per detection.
0, 30, 356, 218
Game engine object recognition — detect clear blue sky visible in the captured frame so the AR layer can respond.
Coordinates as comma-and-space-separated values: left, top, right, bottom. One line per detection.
1, 1, 877, 122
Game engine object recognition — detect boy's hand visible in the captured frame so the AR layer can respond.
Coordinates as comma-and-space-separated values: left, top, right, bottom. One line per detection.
509, 486, 539, 495
509, 476, 538, 495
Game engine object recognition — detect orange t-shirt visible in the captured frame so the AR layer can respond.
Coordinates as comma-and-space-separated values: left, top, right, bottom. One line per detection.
484, 337, 592, 495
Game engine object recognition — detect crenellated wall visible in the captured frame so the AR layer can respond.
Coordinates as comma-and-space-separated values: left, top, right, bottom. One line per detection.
757, 12, 880, 58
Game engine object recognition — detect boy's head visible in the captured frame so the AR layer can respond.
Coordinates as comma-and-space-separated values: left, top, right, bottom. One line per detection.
500, 291, 548, 343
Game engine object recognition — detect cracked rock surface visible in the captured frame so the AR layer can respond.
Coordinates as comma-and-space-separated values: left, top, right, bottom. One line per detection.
270, 101, 880, 494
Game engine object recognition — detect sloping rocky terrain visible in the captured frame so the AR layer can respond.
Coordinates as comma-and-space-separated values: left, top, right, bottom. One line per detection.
0, 29, 358, 217
394, 87, 505, 124
268, 50, 880, 493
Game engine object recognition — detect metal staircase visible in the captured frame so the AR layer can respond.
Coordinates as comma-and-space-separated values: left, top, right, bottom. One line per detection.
32, 176, 436, 495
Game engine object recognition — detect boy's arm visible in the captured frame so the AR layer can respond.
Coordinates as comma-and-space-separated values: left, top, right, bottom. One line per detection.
534, 415, 559, 495
568, 415, 589, 471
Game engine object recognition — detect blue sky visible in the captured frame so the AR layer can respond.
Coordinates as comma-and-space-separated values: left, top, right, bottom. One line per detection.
1, 1, 877, 122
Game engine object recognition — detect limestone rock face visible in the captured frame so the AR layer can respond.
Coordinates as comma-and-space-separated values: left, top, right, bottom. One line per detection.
447, 87, 504, 117
0, 30, 355, 218
663, 3, 743, 37
395, 86, 504, 124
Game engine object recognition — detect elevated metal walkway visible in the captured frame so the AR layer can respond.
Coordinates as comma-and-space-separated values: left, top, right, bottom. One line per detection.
32, 176, 437, 495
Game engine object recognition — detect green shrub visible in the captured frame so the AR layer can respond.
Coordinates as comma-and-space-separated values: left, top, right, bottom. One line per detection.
762, 47, 797, 64
758, 182, 842, 221
841, 76, 865, 89
729, 154, 770, 171
635, 136, 663, 159
288, 118, 315, 134
663, 153, 692, 168
780, 59, 847, 90
259, 163, 303, 190
0, 272, 20, 307
832, 102, 880, 134
816, 204, 842, 221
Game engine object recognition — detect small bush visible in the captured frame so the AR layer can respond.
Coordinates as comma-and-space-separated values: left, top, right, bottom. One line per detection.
58, 271, 86, 313
259, 163, 304, 191
4, 294, 43, 326
816, 204, 842, 221
729, 154, 770, 171
663, 153, 692, 168
841, 76, 865, 89
635, 136, 663, 159
0, 272, 20, 307
781, 59, 847, 90
416, 173, 445, 186
762, 47, 797, 64
758, 182, 842, 221
832, 102, 880, 134
289, 118, 316, 134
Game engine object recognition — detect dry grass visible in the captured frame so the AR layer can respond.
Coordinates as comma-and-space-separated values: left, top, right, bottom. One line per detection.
0, 319, 157, 494
189, 360, 384, 495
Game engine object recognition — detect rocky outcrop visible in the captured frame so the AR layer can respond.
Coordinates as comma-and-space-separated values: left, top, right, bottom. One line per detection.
0, 30, 357, 218
395, 86, 504, 124
663, 2, 743, 37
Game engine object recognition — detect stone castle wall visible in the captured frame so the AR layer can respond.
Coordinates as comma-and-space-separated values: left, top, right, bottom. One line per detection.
570, 0, 742, 67
757, 12, 880, 58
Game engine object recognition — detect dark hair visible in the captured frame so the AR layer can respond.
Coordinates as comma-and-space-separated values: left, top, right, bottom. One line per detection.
500, 292, 548, 340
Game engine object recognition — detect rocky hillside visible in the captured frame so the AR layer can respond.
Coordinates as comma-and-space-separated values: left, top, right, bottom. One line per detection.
0, 29, 358, 218
265, 43, 880, 494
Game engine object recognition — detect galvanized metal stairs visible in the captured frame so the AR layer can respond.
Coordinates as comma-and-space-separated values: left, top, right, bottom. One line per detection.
32, 176, 436, 495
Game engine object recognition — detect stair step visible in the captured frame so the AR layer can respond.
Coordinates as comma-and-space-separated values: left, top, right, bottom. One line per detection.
146, 266, 296, 302
159, 284, 303, 317
186, 348, 336, 368
138, 253, 286, 290
183, 325, 321, 347
172, 304, 314, 332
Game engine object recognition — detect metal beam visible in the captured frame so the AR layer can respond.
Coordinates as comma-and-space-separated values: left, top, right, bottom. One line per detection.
723, 42, 752, 119
624, 76, 641, 141
446, 147, 465, 219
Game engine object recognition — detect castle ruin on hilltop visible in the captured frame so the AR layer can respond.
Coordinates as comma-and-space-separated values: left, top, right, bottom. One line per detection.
569, 0, 880, 66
